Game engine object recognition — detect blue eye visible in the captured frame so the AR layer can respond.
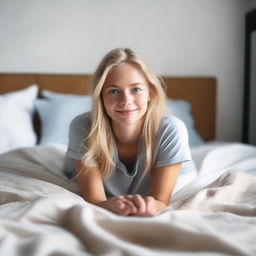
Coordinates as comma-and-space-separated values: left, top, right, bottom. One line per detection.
132, 87, 142, 92
108, 89, 119, 94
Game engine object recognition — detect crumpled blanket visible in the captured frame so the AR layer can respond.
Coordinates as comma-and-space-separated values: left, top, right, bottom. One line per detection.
0, 144, 255, 256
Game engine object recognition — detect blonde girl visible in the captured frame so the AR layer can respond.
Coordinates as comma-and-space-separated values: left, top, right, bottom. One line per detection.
66, 48, 192, 216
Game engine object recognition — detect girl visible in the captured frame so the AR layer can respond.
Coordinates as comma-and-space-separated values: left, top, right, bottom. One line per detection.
66, 48, 192, 217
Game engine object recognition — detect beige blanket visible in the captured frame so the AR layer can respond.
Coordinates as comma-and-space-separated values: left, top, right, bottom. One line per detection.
0, 145, 255, 256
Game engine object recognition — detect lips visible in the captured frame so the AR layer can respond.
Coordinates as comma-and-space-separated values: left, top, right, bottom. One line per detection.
116, 109, 137, 115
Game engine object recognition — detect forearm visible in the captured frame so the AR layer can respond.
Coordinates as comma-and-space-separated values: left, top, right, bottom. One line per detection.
94, 199, 108, 208
155, 199, 167, 212
91, 199, 115, 213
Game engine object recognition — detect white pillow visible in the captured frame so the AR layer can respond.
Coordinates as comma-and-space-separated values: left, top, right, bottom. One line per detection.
0, 85, 38, 154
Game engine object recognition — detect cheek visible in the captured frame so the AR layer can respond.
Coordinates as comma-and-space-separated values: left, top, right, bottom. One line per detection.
102, 95, 116, 110
101, 95, 108, 109
137, 93, 150, 106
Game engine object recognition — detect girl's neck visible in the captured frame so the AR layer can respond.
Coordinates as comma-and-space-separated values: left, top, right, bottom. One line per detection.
112, 121, 143, 147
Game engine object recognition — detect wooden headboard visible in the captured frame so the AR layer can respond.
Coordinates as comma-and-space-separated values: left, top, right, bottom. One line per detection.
0, 73, 216, 141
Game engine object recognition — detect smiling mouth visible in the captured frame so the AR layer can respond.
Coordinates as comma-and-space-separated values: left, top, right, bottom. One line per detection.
116, 109, 137, 115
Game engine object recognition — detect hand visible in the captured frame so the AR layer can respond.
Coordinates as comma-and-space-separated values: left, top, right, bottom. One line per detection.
96, 196, 138, 216
125, 194, 157, 217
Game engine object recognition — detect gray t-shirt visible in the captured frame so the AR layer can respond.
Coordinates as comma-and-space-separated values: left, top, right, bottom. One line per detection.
66, 112, 194, 198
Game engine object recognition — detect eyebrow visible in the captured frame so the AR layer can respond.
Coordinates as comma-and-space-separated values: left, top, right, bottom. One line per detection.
104, 82, 144, 88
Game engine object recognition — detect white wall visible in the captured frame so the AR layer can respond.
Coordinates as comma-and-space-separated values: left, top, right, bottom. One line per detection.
249, 0, 256, 9
0, 0, 249, 142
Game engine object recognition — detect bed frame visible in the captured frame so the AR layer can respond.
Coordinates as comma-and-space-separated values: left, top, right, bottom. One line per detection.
0, 73, 216, 141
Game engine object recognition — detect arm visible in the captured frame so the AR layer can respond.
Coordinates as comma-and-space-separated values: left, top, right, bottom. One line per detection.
74, 160, 106, 204
74, 160, 137, 216
125, 117, 188, 216
125, 162, 182, 216
148, 162, 182, 211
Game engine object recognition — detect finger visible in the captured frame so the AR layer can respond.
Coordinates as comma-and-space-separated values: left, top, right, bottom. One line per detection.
125, 194, 133, 200
116, 195, 125, 200
123, 198, 137, 214
115, 199, 126, 210
132, 194, 146, 215
124, 195, 138, 214
144, 196, 156, 216
114, 198, 131, 216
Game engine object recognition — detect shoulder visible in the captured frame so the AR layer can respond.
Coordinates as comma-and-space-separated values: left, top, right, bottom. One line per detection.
70, 111, 92, 128
154, 115, 189, 147
69, 111, 92, 135
153, 115, 191, 168
159, 115, 187, 134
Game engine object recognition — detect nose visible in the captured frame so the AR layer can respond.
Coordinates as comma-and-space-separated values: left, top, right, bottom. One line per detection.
120, 91, 132, 106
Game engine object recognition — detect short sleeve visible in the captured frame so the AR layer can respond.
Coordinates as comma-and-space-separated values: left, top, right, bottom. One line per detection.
65, 112, 91, 160
155, 116, 191, 168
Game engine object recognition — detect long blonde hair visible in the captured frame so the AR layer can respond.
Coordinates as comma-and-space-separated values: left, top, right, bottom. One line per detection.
82, 48, 167, 177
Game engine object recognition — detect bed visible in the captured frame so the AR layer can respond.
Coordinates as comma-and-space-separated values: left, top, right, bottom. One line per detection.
0, 73, 256, 256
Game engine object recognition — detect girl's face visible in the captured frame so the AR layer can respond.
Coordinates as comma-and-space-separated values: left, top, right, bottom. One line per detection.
102, 63, 150, 127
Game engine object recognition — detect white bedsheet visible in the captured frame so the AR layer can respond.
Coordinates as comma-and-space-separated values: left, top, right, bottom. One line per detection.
0, 143, 256, 256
